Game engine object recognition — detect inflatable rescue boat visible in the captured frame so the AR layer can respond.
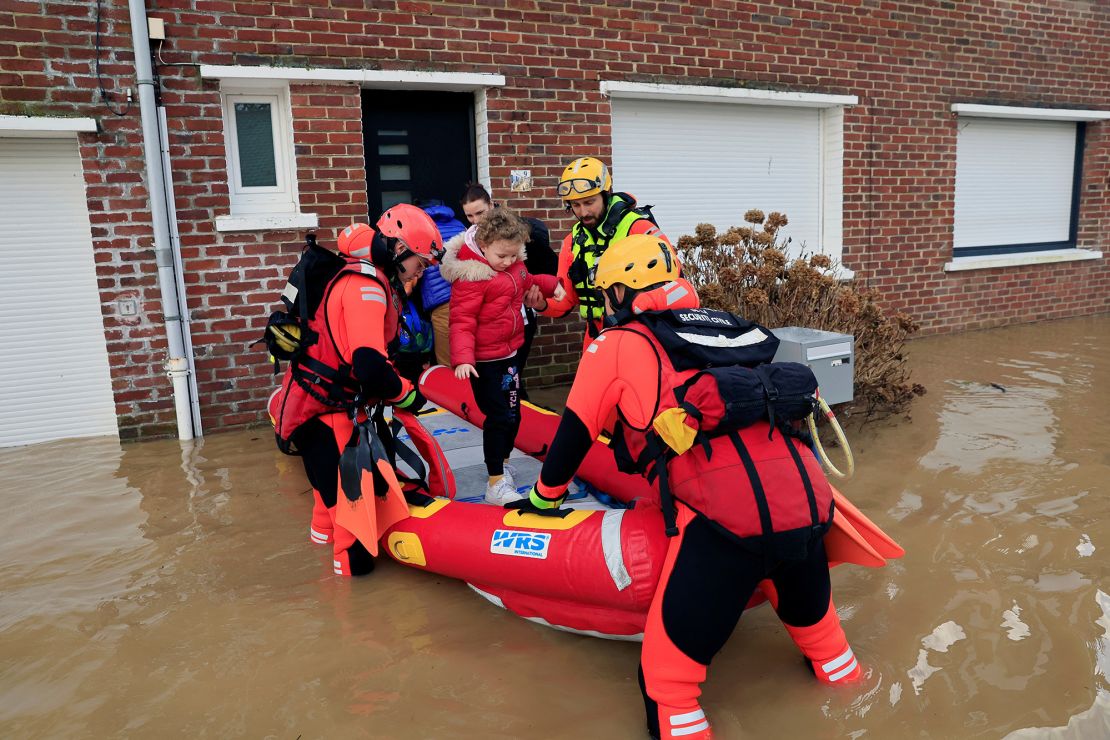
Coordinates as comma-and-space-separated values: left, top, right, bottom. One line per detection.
373, 367, 903, 640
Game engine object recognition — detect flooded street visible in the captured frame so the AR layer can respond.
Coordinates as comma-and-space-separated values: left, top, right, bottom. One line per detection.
1, 315, 1108, 738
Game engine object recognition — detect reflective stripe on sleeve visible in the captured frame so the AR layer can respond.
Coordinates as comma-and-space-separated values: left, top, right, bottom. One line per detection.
360, 286, 387, 304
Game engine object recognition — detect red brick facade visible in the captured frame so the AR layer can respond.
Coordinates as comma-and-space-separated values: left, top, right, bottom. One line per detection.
1, 0, 1107, 438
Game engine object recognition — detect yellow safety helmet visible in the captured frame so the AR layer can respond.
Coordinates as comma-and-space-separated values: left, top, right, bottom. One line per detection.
594, 233, 679, 291
556, 156, 612, 202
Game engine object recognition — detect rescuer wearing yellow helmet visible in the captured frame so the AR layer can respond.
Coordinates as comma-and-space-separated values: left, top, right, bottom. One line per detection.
514, 233, 861, 740
524, 156, 673, 343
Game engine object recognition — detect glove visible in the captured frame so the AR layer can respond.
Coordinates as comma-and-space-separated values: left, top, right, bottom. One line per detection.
393, 387, 427, 414
505, 484, 566, 513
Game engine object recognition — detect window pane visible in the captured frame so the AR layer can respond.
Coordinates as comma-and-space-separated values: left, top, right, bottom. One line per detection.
235, 102, 278, 188
377, 129, 408, 137
381, 191, 411, 211
378, 144, 409, 156
379, 164, 411, 181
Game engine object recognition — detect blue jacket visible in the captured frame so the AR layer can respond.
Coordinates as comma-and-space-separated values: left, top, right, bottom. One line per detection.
421, 204, 467, 310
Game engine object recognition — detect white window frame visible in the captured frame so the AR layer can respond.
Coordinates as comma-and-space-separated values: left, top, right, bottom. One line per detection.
217, 82, 313, 231
945, 103, 1109, 271
602, 81, 857, 277
203, 67, 507, 232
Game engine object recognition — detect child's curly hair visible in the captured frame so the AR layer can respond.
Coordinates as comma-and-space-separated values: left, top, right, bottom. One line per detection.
475, 206, 531, 248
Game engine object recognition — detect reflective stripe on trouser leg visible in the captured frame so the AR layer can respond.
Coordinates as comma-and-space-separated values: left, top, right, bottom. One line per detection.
310, 488, 332, 544
640, 504, 712, 740
782, 598, 862, 684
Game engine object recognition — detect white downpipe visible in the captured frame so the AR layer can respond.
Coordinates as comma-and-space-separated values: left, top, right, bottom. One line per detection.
158, 107, 203, 436
128, 0, 195, 440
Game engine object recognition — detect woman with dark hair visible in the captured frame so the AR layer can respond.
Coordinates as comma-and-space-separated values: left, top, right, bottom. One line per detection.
459, 183, 558, 398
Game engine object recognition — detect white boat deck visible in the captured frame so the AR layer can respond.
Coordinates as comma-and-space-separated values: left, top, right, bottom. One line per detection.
392, 404, 613, 509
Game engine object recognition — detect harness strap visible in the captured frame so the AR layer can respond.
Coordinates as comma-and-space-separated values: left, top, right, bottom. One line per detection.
653, 453, 679, 537
388, 415, 430, 491
780, 426, 821, 528
753, 367, 778, 438
727, 429, 775, 538
290, 355, 360, 409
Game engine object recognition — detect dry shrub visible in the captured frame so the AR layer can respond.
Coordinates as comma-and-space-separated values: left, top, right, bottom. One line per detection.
677, 211, 926, 419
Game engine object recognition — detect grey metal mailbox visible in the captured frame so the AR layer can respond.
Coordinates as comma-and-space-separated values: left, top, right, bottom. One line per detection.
770, 327, 855, 405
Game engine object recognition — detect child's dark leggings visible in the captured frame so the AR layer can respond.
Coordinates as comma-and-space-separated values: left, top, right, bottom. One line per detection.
468, 355, 521, 476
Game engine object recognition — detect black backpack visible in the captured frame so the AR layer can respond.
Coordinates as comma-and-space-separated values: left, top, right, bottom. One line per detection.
635, 308, 820, 437
255, 233, 347, 373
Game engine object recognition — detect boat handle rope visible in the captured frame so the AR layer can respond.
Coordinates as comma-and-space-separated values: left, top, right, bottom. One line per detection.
806, 391, 855, 480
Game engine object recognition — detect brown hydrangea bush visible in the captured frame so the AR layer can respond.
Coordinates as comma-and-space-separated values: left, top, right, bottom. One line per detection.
676, 209, 926, 419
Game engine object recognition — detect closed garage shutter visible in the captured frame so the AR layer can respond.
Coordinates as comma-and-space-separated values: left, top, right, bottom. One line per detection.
0, 137, 118, 446
611, 98, 823, 256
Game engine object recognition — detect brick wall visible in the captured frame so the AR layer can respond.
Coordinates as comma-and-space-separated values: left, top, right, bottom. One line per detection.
1, 0, 1107, 438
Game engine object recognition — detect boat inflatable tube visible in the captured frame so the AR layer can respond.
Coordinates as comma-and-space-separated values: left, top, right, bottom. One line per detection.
376, 367, 903, 640
418, 365, 904, 567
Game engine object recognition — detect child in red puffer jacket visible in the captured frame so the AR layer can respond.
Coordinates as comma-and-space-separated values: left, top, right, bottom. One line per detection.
440, 207, 565, 504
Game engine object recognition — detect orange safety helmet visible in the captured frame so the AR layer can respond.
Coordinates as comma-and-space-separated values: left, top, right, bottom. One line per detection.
556, 156, 612, 203
336, 222, 378, 258
376, 204, 445, 263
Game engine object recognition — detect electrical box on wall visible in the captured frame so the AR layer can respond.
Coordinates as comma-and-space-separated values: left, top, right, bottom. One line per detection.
147, 18, 166, 41
770, 327, 855, 406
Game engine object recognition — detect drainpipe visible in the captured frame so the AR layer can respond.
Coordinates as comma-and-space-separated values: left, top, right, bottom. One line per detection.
159, 107, 204, 436
128, 0, 195, 440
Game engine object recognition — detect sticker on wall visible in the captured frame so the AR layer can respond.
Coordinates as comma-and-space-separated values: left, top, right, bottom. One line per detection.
510, 170, 533, 192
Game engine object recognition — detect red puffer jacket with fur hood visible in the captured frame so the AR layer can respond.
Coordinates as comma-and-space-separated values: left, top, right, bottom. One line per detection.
440, 226, 560, 366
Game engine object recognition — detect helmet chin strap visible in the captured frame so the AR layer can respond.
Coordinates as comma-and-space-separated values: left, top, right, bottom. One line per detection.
603, 285, 636, 327
371, 233, 400, 279
394, 248, 415, 275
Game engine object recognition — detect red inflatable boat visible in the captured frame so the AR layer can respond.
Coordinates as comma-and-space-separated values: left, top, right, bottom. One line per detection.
372, 367, 903, 640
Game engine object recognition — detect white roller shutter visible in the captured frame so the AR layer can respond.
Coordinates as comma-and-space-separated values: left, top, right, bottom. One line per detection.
611, 98, 823, 258
0, 137, 118, 446
954, 117, 1077, 250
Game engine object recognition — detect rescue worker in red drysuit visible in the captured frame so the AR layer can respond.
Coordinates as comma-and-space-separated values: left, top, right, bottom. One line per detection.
523, 156, 672, 348
271, 205, 443, 576
514, 234, 862, 739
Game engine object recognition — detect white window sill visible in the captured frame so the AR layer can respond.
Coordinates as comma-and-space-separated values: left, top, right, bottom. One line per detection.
944, 248, 1102, 272
215, 212, 319, 233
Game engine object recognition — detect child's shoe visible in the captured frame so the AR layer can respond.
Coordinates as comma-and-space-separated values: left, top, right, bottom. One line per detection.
485, 476, 525, 505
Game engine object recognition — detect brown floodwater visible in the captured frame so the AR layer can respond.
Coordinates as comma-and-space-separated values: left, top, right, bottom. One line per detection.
1, 315, 1108, 739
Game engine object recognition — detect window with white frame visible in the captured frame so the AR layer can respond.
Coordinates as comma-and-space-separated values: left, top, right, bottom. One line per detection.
219, 85, 298, 218
953, 116, 1083, 257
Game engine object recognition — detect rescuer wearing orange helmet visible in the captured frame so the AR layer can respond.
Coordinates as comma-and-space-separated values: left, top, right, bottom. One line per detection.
270, 204, 444, 576
524, 156, 671, 343
515, 234, 861, 739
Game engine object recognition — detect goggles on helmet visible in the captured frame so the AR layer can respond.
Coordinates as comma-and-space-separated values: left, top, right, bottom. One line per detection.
557, 177, 604, 198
